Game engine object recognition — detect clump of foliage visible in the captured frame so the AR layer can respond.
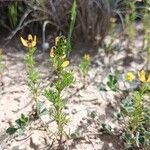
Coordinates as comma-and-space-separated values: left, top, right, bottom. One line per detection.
121, 74, 150, 149
124, 1, 136, 49
0, 1, 25, 31
98, 70, 119, 92
44, 36, 74, 148
6, 114, 28, 135
100, 70, 150, 149
106, 72, 119, 92
79, 53, 91, 87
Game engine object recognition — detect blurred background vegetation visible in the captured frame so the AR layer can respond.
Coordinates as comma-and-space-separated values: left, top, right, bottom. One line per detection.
0, 0, 149, 47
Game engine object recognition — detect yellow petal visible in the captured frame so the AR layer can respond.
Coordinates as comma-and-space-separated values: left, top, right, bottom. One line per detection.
31, 41, 36, 47
140, 70, 145, 76
20, 37, 28, 47
147, 75, 150, 82
61, 60, 69, 68
138, 70, 146, 82
28, 34, 33, 40
139, 76, 146, 82
50, 51, 54, 57
29, 35, 37, 47
33, 35, 37, 43
55, 37, 60, 46
61, 55, 66, 59
50, 47, 55, 57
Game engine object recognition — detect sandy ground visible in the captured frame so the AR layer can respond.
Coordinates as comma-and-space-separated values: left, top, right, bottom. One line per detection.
0, 24, 148, 150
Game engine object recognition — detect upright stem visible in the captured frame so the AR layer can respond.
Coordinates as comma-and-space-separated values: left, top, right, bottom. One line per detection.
56, 72, 63, 146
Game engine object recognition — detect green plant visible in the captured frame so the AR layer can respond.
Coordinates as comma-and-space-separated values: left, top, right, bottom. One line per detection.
67, 0, 77, 55
121, 84, 150, 149
6, 113, 29, 135
105, 17, 117, 52
143, 6, 150, 71
20, 34, 41, 116
118, 71, 150, 149
98, 70, 120, 92
100, 123, 112, 134
6, 34, 50, 136
107, 74, 118, 91
8, 2, 18, 29
25, 47, 40, 104
124, 1, 136, 49
99, 70, 150, 149
145, 33, 150, 71
79, 54, 91, 87
23, 35, 50, 118
6, 35, 42, 135
44, 36, 74, 148
107, 70, 120, 91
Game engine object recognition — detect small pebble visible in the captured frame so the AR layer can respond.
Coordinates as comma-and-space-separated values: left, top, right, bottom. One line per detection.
71, 109, 77, 114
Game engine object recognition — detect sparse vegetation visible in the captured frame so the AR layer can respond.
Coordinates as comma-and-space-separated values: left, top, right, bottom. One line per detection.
1, 0, 150, 150
44, 36, 74, 148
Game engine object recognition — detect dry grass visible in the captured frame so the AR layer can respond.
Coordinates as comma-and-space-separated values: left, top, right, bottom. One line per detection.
1, 0, 136, 46
1, 0, 111, 46
43, 0, 111, 46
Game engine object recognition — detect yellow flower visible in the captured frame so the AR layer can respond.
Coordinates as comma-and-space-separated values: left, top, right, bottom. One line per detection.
61, 60, 69, 68
84, 54, 91, 60
138, 70, 150, 83
125, 72, 135, 82
20, 34, 37, 48
50, 46, 56, 57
